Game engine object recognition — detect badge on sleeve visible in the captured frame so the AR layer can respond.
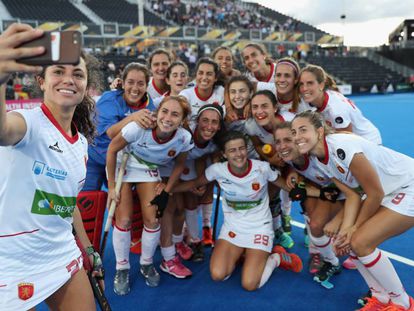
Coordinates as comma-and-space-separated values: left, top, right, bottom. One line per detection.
335, 116, 344, 124
168, 149, 176, 157
18, 283, 34, 301
337, 148, 346, 160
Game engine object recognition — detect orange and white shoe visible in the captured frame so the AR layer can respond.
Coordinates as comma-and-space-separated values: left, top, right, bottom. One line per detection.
383, 296, 414, 311
358, 297, 390, 311
202, 226, 214, 247
272, 245, 303, 273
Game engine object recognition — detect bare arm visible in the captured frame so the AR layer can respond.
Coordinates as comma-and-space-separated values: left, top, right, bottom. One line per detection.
164, 152, 189, 193
73, 206, 93, 249
332, 178, 361, 231
107, 109, 155, 139
171, 174, 210, 193
0, 24, 45, 146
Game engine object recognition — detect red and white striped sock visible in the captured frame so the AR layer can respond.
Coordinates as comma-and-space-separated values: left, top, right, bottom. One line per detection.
113, 224, 131, 270
140, 225, 161, 265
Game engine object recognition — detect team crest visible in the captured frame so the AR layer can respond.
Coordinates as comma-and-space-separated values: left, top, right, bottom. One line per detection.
18, 283, 34, 301
168, 149, 176, 157
336, 165, 345, 174
183, 167, 190, 175
228, 231, 236, 238
252, 182, 260, 191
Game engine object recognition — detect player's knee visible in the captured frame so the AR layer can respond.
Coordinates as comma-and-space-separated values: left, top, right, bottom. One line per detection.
241, 278, 259, 291
143, 218, 158, 229
210, 266, 227, 282
350, 232, 373, 257
115, 218, 132, 229
308, 219, 324, 236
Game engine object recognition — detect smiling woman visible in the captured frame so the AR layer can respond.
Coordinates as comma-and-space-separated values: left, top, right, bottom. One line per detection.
0, 23, 102, 311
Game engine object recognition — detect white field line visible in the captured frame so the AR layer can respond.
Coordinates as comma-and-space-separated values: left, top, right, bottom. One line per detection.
213, 194, 414, 267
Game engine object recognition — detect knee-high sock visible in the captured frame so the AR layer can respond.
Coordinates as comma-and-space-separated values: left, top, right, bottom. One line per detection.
280, 190, 292, 216
311, 234, 339, 266
358, 249, 409, 308
185, 208, 200, 242
113, 225, 131, 270
259, 254, 281, 288
200, 203, 213, 228
349, 252, 389, 304
140, 225, 161, 265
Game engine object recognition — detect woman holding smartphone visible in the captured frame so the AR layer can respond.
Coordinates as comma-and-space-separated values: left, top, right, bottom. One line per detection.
0, 23, 101, 311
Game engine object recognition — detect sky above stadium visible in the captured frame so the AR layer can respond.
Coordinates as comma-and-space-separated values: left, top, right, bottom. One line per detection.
247, 0, 414, 46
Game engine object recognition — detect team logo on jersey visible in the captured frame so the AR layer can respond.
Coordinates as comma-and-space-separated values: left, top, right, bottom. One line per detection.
18, 283, 34, 301
228, 231, 236, 238
168, 149, 176, 157
252, 182, 260, 191
183, 167, 190, 175
31, 189, 76, 218
48, 141, 63, 153
335, 117, 344, 124
336, 148, 346, 160
336, 165, 345, 174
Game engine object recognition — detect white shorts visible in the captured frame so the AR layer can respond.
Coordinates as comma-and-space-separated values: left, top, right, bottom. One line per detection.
382, 183, 414, 217
0, 255, 83, 311
114, 153, 161, 183
218, 221, 274, 253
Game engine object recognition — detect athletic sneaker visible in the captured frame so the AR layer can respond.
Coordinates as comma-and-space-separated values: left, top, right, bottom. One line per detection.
358, 290, 373, 307
202, 226, 213, 247
160, 255, 192, 279
140, 263, 160, 287
357, 297, 390, 310
383, 296, 414, 311
314, 261, 342, 282
190, 241, 205, 262
342, 256, 357, 269
113, 269, 130, 295
272, 245, 303, 273
274, 228, 294, 249
176, 241, 193, 260
282, 215, 292, 235
308, 253, 324, 274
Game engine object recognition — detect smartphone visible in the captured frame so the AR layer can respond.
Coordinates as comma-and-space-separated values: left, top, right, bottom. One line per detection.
17, 31, 82, 66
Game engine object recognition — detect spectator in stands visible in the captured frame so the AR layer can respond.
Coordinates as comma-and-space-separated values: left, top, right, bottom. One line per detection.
147, 49, 172, 99
242, 43, 276, 83
212, 46, 241, 80
83, 63, 156, 192
0, 23, 102, 311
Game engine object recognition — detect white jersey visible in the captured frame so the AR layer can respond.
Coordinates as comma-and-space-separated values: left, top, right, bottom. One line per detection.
206, 160, 279, 233
257, 82, 314, 114
121, 122, 193, 169
0, 104, 87, 277
289, 155, 332, 187
245, 62, 276, 83
147, 78, 164, 99
319, 133, 414, 195
179, 85, 225, 126
245, 111, 294, 144
314, 90, 382, 144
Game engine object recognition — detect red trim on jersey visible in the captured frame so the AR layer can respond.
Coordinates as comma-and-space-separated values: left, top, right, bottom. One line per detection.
163, 91, 171, 97
317, 137, 330, 165
151, 78, 164, 96
195, 86, 213, 101
41, 104, 79, 144
349, 254, 358, 260
193, 128, 209, 149
228, 159, 252, 178
276, 114, 285, 122
294, 154, 310, 171
152, 128, 177, 144
277, 95, 292, 105
255, 62, 275, 82
0, 228, 39, 238
317, 92, 329, 112
364, 251, 382, 268
126, 93, 150, 111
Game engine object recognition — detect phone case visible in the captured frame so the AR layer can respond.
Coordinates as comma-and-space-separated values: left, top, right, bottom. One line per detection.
17, 31, 82, 66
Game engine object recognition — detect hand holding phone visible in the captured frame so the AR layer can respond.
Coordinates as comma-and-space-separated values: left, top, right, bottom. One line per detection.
0, 23, 45, 85
17, 30, 82, 66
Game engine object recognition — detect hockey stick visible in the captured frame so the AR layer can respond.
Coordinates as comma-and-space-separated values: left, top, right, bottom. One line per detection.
211, 184, 221, 246
100, 152, 130, 258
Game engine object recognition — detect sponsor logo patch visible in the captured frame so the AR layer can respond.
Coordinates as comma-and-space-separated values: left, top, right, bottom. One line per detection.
337, 148, 346, 160
18, 283, 34, 301
31, 189, 76, 218
335, 117, 344, 124
32, 161, 68, 181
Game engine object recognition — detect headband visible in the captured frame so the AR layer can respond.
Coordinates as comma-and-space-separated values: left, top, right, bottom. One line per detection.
276, 61, 299, 75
